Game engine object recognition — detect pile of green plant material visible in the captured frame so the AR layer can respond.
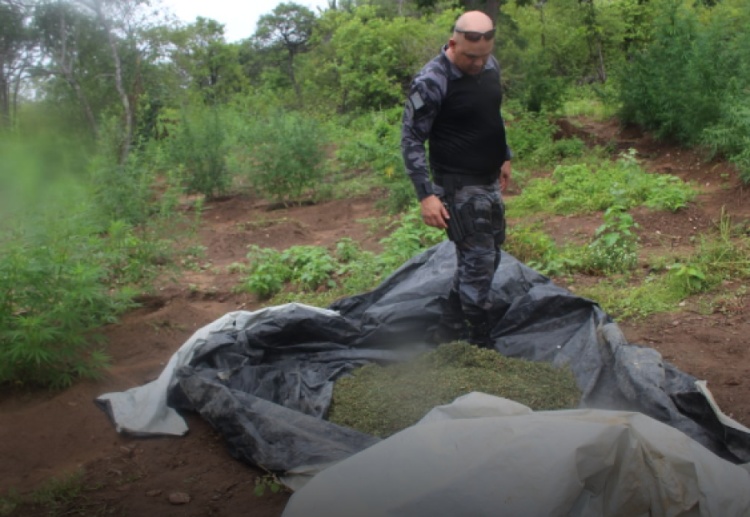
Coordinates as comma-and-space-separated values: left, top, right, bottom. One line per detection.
328, 341, 581, 438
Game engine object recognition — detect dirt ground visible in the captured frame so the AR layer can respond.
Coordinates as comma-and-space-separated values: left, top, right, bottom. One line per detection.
1, 117, 749, 516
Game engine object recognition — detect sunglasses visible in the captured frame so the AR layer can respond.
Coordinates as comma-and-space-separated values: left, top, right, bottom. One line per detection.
455, 28, 496, 42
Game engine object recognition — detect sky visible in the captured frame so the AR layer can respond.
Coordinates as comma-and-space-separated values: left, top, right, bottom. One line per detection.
159, 0, 331, 43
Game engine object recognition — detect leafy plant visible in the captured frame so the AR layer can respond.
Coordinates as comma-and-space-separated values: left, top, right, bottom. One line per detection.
238, 246, 291, 299
281, 245, 338, 291
243, 110, 328, 205
334, 108, 412, 213
584, 206, 639, 274
376, 207, 445, 272
168, 106, 230, 199
508, 150, 695, 217
253, 474, 284, 497
0, 227, 133, 388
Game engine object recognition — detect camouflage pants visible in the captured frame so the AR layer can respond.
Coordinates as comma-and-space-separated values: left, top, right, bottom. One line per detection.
440, 182, 506, 328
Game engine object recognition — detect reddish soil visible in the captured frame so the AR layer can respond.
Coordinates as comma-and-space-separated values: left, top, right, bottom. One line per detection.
1, 117, 749, 516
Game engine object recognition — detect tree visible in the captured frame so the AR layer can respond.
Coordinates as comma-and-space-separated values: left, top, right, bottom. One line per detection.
75, 0, 135, 161
254, 2, 316, 105
31, 0, 169, 160
169, 17, 247, 104
31, 1, 106, 137
0, 0, 32, 129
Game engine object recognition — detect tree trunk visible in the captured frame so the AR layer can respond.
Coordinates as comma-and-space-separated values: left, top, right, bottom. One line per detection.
0, 63, 9, 128
55, 9, 99, 137
287, 49, 302, 107
89, 0, 133, 163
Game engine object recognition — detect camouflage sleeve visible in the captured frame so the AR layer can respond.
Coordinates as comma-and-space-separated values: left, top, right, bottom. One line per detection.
492, 55, 513, 163
401, 59, 449, 201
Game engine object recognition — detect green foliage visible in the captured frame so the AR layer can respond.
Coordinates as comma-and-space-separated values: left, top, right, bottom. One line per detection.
299, 7, 450, 112
505, 224, 581, 277
504, 107, 558, 165
504, 105, 586, 170
578, 211, 750, 320
701, 94, 750, 184
584, 206, 639, 274
281, 245, 338, 290
619, 0, 750, 178
239, 208, 445, 302
0, 223, 132, 389
239, 246, 291, 299
576, 276, 675, 321
0, 134, 180, 389
506, 207, 639, 278
168, 18, 249, 104
253, 474, 285, 497
167, 106, 230, 199
333, 108, 412, 213
560, 84, 620, 120
239, 244, 337, 298
89, 119, 167, 225
509, 150, 696, 216
242, 110, 328, 204
377, 207, 445, 272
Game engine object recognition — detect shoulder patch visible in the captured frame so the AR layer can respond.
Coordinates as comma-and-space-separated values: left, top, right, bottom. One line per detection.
410, 91, 425, 111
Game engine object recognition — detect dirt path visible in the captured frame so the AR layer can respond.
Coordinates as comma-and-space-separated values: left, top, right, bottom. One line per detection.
1, 117, 748, 516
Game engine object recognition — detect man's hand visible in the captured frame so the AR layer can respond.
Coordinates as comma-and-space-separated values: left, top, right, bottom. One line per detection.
500, 160, 512, 193
420, 195, 449, 229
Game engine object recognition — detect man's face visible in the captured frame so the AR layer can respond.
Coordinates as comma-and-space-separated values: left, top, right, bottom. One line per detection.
450, 35, 494, 76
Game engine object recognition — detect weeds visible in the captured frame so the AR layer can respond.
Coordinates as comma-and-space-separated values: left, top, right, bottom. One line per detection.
238, 207, 446, 303
584, 206, 639, 274
578, 212, 749, 320
508, 149, 696, 217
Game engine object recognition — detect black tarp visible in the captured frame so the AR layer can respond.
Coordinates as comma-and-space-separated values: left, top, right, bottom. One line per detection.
155, 242, 750, 476
99, 241, 750, 485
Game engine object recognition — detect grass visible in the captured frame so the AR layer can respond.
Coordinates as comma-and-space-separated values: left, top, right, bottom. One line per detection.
328, 342, 581, 438
0, 469, 112, 517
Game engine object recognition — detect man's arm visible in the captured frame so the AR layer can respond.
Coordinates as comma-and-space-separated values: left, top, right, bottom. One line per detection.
401, 74, 449, 229
500, 160, 511, 193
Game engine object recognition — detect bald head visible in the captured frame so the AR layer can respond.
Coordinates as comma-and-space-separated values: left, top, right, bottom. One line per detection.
454, 11, 494, 35
447, 11, 495, 76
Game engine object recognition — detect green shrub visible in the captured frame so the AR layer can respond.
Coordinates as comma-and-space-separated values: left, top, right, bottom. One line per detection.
89, 120, 160, 225
619, 0, 750, 177
281, 245, 338, 291
0, 221, 133, 389
504, 107, 558, 164
334, 108, 411, 213
243, 111, 328, 205
168, 107, 230, 199
583, 206, 639, 274
702, 94, 750, 184
0, 129, 187, 389
239, 246, 291, 299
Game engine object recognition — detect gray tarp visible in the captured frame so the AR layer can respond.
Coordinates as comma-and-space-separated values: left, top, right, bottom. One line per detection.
283, 393, 750, 517
96, 242, 750, 490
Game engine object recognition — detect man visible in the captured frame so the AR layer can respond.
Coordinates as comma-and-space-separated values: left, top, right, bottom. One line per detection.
401, 10, 512, 348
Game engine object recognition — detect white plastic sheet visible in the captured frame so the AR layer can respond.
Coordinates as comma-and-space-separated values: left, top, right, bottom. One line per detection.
284, 393, 750, 517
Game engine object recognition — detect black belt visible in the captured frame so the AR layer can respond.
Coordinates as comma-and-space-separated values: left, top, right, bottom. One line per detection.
434, 173, 496, 194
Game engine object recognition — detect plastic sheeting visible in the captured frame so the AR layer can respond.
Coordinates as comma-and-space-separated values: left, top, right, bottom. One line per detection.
97, 242, 750, 488
283, 393, 750, 517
